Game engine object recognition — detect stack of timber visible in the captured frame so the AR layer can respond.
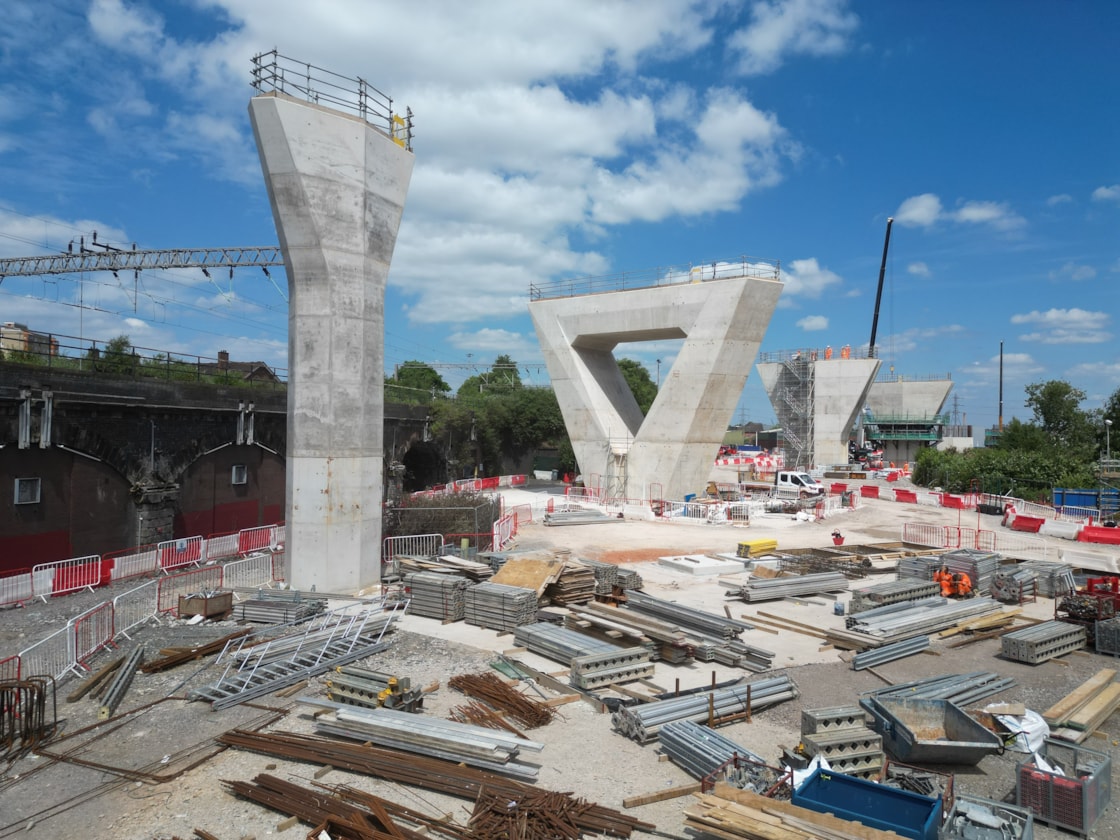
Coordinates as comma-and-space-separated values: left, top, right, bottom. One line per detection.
1043, 668, 1120, 744
464, 581, 538, 630
685, 783, 910, 840
543, 560, 598, 605
404, 572, 471, 620
395, 553, 494, 581
737, 539, 778, 558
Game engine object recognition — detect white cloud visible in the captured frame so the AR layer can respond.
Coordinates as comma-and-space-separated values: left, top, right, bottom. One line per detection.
907, 261, 930, 277
797, 314, 828, 331
1047, 262, 1097, 282
1046, 193, 1073, 206
780, 257, 842, 300
894, 193, 1025, 231
729, 0, 859, 75
1011, 307, 1111, 344
1091, 184, 1120, 203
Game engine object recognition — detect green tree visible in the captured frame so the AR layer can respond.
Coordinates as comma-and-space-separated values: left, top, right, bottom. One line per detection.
88, 334, 139, 376
388, 361, 449, 403
458, 355, 523, 401
618, 358, 658, 415
1024, 379, 1094, 455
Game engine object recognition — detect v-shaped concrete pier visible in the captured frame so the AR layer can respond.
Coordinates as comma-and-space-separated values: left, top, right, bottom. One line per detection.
250, 92, 413, 592
530, 271, 782, 501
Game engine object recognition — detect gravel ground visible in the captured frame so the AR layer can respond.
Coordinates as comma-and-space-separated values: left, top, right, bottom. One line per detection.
2, 486, 1119, 840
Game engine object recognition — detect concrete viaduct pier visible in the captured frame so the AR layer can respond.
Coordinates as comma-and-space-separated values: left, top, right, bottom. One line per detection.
249, 54, 413, 592
530, 261, 782, 503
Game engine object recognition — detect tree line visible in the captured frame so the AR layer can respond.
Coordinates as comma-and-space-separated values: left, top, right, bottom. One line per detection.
913, 380, 1120, 501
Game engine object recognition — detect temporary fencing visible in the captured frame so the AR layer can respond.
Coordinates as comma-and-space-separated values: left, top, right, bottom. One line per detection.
107, 544, 159, 581
238, 524, 277, 555
32, 555, 102, 601
18, 626, 77, 681
0, 569, 33, 607
0, 654, 19, 682
159, 535, 204, 570
383, 533, 443, 561
71, 602, 115, 669
224, 551, 275, 589
205, 531, 241, 562
113, 579, 161, 639
157, 566, 224, 615
902, 522, 1054, 563
492, 512, 516, 551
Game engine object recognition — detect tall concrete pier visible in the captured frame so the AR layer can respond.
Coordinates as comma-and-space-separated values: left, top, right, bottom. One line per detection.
249, 88, 413, 592
757, 354, 880, 468
530, 263, 782, 502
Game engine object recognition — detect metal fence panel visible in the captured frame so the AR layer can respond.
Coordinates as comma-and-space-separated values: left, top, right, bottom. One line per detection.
113, 579, 161, 639
72, 602, 115, 669
0, 654, 19, 682
382, 533, 442, 560
159, 535, 204, 571
205, 531, 241, 562
107, 544, 159, 581
901, 522, 948, 547
32, 555, 102, 600
157, 566, 224, 615
238, 525, 277, 555
0, 570, 33, 607
18, 625, 76, 680
224, 552, 274, 589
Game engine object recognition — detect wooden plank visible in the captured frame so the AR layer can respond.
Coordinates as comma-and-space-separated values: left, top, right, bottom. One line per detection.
66, 655, 124, 703
1042, 668, 1116, 725
745, 614, 828, 639
1066, 682, 1120, 731
623, 781, 701, 808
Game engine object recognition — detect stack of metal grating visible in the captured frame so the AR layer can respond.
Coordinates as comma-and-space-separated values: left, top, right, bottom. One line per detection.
1001, 620, 1087, 664
849, 579, 940, 614
512, 621, 620, 664
232, 590, 327, 623
730, 571, 849, 602
844, 596, 1002, 642
897, 554, 942, 582
1016, 559, 1076, 597
865, 671, 1016, 706
658, 719, 782, 793
464, 582, 538, 630
404, 572, 471, 620
939, 548, 1002, 596
611, 673, 798, 743
800, 705, 883, 779
1096, 615, 1120, 656
569, 646, 655, 689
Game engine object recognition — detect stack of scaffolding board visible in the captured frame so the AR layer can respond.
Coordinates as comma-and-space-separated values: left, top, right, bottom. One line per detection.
543, 561, 597, 605
1043, 668, 1120, 743
800, 705, 883, 779
581, 558, 643, 596
849, 579, 940, 614
1001, 620, 1086, 664
405, 572, 471, 620
395, 553, 494, 581
464, 582, 538, 631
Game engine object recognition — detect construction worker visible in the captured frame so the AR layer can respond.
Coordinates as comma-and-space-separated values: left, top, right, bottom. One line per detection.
952, 572, 973, 598
825, 345, 833, 360
840, 344, 851, 359
934, 565, 954, 597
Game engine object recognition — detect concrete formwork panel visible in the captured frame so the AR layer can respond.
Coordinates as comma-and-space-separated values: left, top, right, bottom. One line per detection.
530, 275, 782, 502
249, 92, 413, 592
757, 358, 880, 468
866, 379, 953, 419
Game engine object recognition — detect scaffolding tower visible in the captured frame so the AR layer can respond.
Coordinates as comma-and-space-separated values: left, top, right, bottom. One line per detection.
777, 356, 815, 469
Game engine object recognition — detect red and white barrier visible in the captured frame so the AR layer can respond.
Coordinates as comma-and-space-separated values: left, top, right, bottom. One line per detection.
238, 524, 277, 555
32, 555, 102, 601
0, 569, 33, 607
71, 602, 115, 670
204, 531, 241, 562
107, 544, 159, 581
159, 535, 204, 570
157, 566, 223, 615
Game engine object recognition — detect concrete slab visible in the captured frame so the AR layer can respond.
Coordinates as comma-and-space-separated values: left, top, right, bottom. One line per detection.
656, 554, 744, 575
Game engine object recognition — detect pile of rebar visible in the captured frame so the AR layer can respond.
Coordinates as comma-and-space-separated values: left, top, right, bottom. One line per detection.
448, 671, 555, 728
0, 676, 57, 761
219, 728, 654, 838
464, 581, 538, 630
865, 671, 1016, 707
404, 571, 471, 620
316, 705, 543, 779
611, 674, 798, 743
728, 572, 849, 602
658, 719, 779, 793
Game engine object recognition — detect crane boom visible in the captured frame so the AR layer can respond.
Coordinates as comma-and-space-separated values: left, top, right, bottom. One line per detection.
867, 217, 893, 358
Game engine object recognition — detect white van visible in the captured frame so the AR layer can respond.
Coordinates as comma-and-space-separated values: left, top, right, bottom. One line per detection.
774, 470, 826, 498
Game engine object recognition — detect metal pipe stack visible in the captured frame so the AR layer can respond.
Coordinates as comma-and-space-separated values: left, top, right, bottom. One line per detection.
659, 719, 779, 792
316, 704, 543, 780
611, 674, 798, 743
730, 572, 849, 602
865, 671, 1016, 707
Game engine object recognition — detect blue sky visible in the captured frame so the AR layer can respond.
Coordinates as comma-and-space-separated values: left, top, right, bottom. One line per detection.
1, 1, 1117, 440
